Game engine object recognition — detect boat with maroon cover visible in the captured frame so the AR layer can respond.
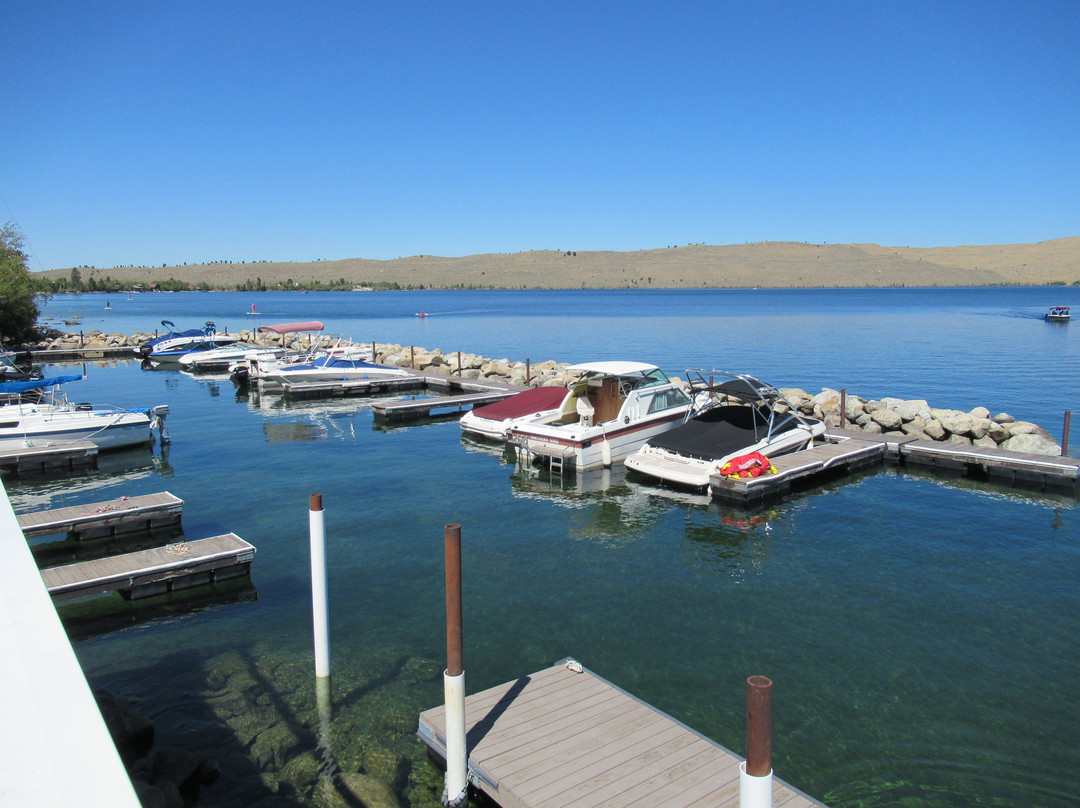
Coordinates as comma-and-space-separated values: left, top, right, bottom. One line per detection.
459, 385, 572, 440
508, 361, 692, 474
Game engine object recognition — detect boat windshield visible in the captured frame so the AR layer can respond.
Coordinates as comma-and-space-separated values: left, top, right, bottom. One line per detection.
638, 368, 671, 387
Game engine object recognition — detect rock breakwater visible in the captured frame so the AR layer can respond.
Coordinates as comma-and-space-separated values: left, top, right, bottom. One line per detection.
27, 331, 1065, 457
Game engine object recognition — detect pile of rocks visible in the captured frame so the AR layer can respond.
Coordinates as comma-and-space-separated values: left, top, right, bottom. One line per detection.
778, 388, 1062, 457
26, 333, 1064, 457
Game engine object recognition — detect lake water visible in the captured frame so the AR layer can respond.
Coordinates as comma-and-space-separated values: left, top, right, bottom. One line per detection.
12, 287, 1080, 807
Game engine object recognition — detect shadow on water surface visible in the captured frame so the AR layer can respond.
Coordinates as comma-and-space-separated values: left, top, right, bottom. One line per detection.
86, 640, 449, 807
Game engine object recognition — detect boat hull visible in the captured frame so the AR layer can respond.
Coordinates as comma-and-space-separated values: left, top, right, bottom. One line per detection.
512, 411, 686, 472
0, 406, 153, 451
625, 424, 822, 489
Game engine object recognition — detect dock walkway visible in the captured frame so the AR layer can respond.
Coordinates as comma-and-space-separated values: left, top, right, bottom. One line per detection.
41, 533, 256, 603
0, 440, 99, 475
709, 429, 1079, 504
18, 491, 183, 539
418, 659, 825, 808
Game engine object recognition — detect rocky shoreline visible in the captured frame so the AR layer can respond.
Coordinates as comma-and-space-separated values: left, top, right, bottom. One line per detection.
27, 329, 1065, 457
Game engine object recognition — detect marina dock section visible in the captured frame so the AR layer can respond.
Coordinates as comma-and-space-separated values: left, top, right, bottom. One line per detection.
0, 440, 100, 475
18, 491, 184, 539
418, 659, 827, 808
709, 428, 1079, 505
41, 532, 256, 603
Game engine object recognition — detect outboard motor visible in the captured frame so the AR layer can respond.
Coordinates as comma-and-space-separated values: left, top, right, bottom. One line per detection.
149, 404, 171, 445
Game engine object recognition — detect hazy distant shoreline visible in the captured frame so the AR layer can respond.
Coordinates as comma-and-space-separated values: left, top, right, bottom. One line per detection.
37, 237, 1080, 290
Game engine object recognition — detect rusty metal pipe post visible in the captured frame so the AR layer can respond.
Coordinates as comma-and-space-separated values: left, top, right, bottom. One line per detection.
526, 359, 531, 386
839, 389, 847, 429
740, 675, 774, 808
1062, 410, 1071, 457
443, 524, 468, 807
445, 524, 463, 676
457, 351, 462, 375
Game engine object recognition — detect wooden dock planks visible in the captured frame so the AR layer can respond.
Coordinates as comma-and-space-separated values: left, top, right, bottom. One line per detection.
18, 491, 183, 539
280, 375, 427, 400
0, 440, 99, 475
710, 434, 886, 504
40, 533, 255, 603
373, 391, 517, 422
900, 438, 1080, 480
418, 660, 825, 808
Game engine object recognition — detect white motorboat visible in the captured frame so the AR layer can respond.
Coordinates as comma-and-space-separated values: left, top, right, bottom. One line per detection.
507, 361, 692, 474
137, 320, 240, 363
253, 347, 410, 386
624, 370, 826, 490
1045, 306, 1070, 322
229, 321, 326, 384
179, 342, 283, 373
459, 385, 572, 440
0, 375, 166, 451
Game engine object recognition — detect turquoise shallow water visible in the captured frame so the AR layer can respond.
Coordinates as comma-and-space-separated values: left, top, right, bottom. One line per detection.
12, 288, 1080, 806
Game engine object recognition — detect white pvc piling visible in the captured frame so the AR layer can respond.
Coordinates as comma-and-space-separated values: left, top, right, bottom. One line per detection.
443, 670, 468, 807
739, 760, 774, 808
309, 493, 330, 679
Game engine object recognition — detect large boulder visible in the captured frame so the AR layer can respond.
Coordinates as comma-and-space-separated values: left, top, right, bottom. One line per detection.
892, 399, 932, 422
934, 409, 974, 437
1000, 433, 1061, 456
870, 408, 903, 431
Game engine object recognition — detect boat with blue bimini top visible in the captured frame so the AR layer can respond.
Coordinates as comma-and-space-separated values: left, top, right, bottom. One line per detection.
624, 369, 826, 490
137, 320, 241, 363
1045, 306, 1070, 322
0, 375, 168, 451
507, 361, 692, 474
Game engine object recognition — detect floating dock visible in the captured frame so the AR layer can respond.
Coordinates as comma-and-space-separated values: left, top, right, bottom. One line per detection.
0, 441, 99, 475
372, 391, 517, 423
24, 346, 137, 362
709, 429, 1080, 504
41, 533, 256, 603
18, 491, 183, 540
418, 659, 826, 808
278, 375, 427, 400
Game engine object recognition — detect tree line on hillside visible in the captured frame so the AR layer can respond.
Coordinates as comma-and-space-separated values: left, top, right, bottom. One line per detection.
43, 271, 495, 293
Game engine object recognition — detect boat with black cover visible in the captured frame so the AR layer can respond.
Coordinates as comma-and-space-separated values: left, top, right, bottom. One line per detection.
625, 370, 825, 489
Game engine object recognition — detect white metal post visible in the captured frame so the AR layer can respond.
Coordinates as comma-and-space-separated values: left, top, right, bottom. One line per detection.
310, 493, 330, 679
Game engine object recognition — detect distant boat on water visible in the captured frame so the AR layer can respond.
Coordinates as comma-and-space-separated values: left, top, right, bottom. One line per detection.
1045, 305, 1070, 322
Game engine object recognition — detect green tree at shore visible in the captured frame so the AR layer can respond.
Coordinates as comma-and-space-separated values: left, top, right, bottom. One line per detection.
0, 223, 49, 344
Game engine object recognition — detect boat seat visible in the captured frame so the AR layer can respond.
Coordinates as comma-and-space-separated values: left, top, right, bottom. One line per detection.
576, 394, 594, 427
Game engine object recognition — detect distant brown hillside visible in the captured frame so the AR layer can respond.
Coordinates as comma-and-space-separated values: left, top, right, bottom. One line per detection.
38, 237, 1080, 290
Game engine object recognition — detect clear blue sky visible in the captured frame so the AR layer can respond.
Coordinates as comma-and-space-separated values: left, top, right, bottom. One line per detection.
3, 1, 1078, 270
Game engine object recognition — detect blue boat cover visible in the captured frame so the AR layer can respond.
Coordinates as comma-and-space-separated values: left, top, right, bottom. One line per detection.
0, 375, 85, 394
